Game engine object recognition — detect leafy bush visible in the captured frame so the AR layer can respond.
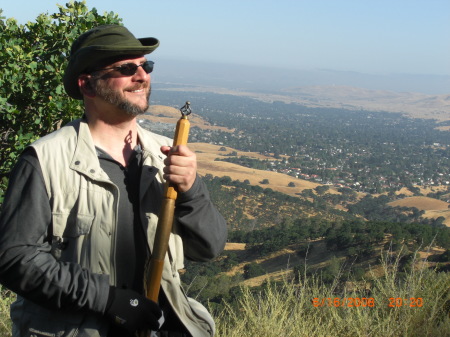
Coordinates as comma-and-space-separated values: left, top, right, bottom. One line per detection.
243, 262, 266, 279
0, 1, 122, 202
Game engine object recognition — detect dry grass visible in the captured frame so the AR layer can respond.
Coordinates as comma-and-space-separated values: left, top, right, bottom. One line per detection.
225, 243, 246, 251
143, 105, 234, 133
223, 239, 448, 289
214, 251, 450, 337
389, 196, 450, 227
0, 285, 15, 337
422, 210, 450, 227
190, 142, 322, 197
389, 196, 449, 210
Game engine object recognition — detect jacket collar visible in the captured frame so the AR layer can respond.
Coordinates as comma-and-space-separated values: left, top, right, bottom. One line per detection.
68, 119, 165, 181
69, 119, 109, 181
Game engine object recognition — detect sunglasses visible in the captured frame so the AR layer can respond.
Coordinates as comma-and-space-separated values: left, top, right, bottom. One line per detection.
93, 60, 154, 76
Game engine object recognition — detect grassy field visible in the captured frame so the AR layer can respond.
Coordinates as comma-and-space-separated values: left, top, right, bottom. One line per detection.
214, 254, 450, 337
0, 286, 14, 337
223, 237, 447, 289
389, 196, 450, 227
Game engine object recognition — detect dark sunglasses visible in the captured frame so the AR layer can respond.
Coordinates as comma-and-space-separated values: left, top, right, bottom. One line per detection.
93, 60, 154, 76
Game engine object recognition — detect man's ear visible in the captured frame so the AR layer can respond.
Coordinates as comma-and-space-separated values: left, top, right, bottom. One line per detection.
78, 75, 96, 98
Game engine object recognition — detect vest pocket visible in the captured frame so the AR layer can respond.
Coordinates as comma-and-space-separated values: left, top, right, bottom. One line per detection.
52, 212, 94, 237
51, 212, 95, 265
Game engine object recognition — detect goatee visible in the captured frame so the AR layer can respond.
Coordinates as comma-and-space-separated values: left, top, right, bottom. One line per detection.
93, 81, 151, 117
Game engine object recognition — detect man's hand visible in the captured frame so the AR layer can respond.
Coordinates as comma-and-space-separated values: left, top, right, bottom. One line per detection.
161, 145, 197, 193
105, 287, 164, 333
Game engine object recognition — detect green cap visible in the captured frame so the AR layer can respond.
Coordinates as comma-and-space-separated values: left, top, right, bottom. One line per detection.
63, 24, 159, 99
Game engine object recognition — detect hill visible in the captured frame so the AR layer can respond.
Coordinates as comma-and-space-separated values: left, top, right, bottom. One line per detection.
223, 239, 447, 288
389, 196, 449, 210
389, 196, 450, 227
143, 104, 234, 133
189, 142, 321, 196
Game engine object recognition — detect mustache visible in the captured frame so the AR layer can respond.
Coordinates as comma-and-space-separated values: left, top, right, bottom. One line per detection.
126, 83, 149, 91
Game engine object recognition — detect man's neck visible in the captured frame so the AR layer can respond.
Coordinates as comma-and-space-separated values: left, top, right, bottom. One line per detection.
86, 112, 139, 166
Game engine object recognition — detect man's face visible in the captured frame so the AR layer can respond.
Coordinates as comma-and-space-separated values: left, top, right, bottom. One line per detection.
91, 56, 151, 117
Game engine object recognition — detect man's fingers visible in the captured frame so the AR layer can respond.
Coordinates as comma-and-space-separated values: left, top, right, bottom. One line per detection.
164, 145, 194, 156
160, 145, 197, 192
160, 145, 171, 156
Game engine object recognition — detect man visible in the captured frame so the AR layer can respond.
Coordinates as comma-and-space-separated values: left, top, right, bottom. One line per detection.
0, 25, 227, 337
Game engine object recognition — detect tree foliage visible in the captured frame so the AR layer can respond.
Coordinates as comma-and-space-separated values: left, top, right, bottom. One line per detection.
0, 1, 122, 201
243, 262, 265, 279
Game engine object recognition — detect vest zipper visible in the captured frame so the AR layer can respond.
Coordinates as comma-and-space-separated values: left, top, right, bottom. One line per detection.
110, 183, 120, 286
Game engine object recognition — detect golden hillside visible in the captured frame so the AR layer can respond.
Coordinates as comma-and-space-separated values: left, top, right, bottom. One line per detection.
190, 142, 321, 196
143, 105, 234, 133
389, 196, 450, 227
389, 196, 449, 210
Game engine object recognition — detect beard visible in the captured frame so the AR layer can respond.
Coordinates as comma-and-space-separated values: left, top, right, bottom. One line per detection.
92, 80, 151, 117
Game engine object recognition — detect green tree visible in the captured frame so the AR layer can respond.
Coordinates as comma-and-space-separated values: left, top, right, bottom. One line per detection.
244, 262, 266, 279
0, 1, 121, 202
315, 185, 330, 195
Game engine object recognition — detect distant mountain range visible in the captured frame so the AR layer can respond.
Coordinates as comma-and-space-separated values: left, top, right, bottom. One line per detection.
152, 58, 450, 120
155, 83, 450, 119
154, 58, 450, 95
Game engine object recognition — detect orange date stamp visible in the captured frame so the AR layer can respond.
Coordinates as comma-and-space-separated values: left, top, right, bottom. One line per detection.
312, 297, 424, 308
312, 297, 375, 307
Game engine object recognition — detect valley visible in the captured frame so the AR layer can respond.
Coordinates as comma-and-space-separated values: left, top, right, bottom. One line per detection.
139, 89, 450, 304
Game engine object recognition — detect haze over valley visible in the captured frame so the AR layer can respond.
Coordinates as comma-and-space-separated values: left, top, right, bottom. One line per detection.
153, 59, 450, 120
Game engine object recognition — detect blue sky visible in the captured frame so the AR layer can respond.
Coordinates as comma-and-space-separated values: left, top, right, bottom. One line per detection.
1, 0, 449, 76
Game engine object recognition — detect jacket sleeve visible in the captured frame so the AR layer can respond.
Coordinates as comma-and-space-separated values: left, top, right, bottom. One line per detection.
175, 175, 227, 262
0, 149, 109, 314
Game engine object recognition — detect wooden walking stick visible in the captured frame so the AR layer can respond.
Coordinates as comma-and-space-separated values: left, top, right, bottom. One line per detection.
142, 102, 192, 335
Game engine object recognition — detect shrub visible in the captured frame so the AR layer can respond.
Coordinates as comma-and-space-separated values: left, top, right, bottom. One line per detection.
243, 262, 266, 279
0, 1, 121, 202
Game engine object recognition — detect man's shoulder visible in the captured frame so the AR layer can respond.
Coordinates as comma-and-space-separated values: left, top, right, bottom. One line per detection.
31, 119, 81, 148
29, 119, 84, 167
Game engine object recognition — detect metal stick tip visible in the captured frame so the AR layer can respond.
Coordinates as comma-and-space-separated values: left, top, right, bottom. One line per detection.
180, 101, 192, 117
